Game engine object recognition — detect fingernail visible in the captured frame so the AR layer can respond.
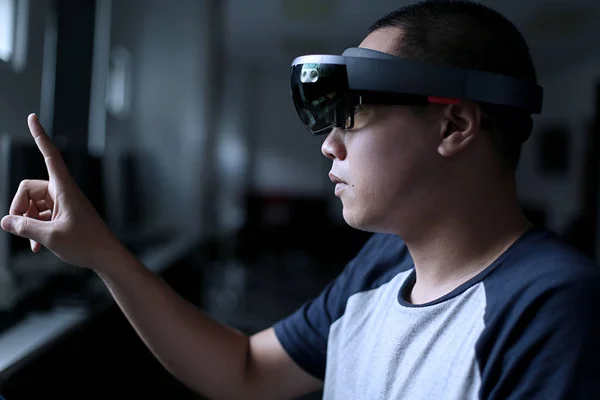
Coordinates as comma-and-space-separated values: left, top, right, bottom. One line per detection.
1, 216, 12, 231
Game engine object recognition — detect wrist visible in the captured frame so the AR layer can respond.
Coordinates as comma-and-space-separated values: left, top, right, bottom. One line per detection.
90, 234, 138, 275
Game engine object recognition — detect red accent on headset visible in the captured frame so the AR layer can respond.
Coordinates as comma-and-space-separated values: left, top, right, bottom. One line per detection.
428, 96, 460, 104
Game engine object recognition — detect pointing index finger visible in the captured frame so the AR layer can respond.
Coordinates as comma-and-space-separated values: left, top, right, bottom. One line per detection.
27, 114, 70, 181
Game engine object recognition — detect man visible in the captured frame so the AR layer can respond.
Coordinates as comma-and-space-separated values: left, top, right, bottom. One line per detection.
2, 0, 600, 399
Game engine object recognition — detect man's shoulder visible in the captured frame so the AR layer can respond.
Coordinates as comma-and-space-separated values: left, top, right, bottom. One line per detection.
477, 228, 600, 398
488, 227, 599, 282
482, 227, 600, 315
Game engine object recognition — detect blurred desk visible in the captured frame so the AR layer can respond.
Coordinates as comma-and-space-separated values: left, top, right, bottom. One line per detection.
0, 232, 201, 379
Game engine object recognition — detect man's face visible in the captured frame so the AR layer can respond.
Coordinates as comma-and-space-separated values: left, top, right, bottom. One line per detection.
322, 28, 442, 232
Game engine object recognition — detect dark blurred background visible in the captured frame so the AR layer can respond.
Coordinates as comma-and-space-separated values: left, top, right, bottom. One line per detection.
0, 0, 599, 398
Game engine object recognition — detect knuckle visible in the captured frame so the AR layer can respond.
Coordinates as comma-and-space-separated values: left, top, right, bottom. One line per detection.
17, 179, 45, 193
18, 179, 31, 191
14, 218, 28, 235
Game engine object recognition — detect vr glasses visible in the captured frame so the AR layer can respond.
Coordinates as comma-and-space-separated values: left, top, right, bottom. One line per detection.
290, 47, 544, 139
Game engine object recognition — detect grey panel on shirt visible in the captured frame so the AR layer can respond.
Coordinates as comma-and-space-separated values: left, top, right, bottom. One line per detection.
325, 270, 486, 400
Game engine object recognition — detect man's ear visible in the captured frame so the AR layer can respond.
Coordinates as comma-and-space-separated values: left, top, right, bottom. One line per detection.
437, 101, 481, 157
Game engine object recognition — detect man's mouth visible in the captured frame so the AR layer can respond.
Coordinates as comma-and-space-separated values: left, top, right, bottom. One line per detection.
329, 172, 348, 196
329, 172, 346, 184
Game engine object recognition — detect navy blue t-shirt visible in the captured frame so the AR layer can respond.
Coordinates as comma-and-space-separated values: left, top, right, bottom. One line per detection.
273, 227, 600, 399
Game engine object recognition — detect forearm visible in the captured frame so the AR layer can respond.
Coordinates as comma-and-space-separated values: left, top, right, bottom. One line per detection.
2, 113, 323, 400
96, 247, 251, 399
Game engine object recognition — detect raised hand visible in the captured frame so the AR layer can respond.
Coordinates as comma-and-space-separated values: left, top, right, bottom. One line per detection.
0, 114, 126, 270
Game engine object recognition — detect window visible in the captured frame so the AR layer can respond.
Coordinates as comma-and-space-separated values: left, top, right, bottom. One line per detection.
0, 0, 15, 62
0, 0, 29, 70
106, 46, 132, 118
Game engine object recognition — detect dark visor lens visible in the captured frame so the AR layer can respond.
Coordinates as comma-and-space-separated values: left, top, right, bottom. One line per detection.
291, 63, 351, 134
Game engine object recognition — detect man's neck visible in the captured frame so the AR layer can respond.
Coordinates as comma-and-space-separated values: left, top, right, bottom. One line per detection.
400, 186, 531, 305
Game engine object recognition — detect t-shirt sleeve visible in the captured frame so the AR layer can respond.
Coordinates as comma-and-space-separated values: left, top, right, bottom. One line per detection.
485, 273, 600, 399
272, 233, 384, 380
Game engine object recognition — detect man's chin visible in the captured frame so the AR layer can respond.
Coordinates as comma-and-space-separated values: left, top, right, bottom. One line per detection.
342, 207, 379, 232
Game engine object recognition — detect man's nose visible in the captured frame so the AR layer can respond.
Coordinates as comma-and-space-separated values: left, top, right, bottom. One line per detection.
321, 128, 347, 160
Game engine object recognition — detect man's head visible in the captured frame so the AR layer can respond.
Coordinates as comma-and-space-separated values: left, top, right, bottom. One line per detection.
320, 0, 538, 234
366, 0, 537, 171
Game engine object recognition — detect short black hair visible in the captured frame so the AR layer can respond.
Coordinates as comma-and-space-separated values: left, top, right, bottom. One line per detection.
368, 0, 538, 171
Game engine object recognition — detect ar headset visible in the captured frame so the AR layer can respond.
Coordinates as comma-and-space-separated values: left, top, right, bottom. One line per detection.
290, 47, 543, 142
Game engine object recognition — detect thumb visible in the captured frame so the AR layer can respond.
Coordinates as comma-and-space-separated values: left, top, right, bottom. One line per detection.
1, 215, 48, 243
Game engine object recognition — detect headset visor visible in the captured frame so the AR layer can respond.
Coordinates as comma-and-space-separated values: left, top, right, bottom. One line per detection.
291, 62, 353, 135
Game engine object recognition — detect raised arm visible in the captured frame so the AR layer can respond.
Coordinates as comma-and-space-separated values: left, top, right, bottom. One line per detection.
1, 114, 322, 399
